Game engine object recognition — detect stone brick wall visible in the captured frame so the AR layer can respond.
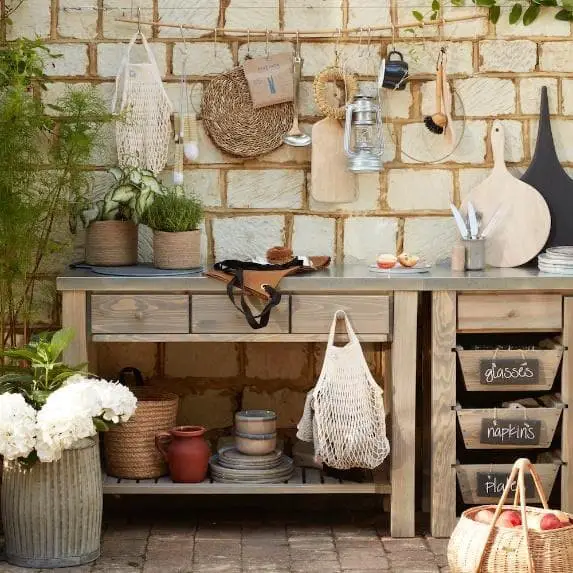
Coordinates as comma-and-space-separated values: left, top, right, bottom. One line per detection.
12, 1, 573, 431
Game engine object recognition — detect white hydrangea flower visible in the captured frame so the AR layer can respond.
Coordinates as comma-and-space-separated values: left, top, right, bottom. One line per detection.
0, 393, 37, 460
88, 379, 138, 424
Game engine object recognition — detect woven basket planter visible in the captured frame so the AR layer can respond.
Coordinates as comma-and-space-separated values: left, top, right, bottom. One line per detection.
153, 230, 200, 270
104, 389, 179, 479
448, 458, 573, 573
86, 220, 138, 267
1, 438, 102, 568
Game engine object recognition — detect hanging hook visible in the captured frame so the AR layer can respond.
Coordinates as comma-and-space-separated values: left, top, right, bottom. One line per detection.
213, 27, 218, 57
137, 6, 142, 36
295, 30, 300, 59
265, 28, 270, 58
391, 21, 396, 52
246, 29, 251, 59
358, 26, 364, 57
334, 27, 341, 65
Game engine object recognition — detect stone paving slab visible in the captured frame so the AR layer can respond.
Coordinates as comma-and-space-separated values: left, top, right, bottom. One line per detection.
0, 512, 450, 573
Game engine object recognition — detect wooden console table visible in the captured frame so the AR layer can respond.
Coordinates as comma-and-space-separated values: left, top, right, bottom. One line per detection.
57, 266, 419, 538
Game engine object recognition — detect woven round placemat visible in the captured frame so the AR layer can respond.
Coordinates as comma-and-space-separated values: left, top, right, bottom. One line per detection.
202, 66, 294, 158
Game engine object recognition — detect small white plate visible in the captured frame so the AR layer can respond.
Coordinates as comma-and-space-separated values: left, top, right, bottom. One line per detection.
369, 264, 431, 275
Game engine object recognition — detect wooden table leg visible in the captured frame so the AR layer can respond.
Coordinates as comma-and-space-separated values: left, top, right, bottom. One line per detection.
390, 291, 417, 538
431, 291, 457, 537
61, 290, 89, 367
561, 298, 573, 512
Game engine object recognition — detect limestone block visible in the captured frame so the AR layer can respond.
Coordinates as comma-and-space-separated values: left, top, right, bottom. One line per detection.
97, 42, 167, 78
178, 390, 237, 429
103, 0, 154, 39
454, 78, 516, 116
58, 0, 98, 39
387, 169, 453, 211
540, 42, 573, 73
96, 342, 157, 379
344, 217, 398, 263
7, 0, 50, 39
520, 78, 558, 115
479, 40, 537, 73
292, 216, 336, 258
158, 0, 219, 38
245, 343, 310, 381
165, 342, 240, 378
173, 43, 234, 76
309, 172, 381, 213
403, 217, 458, 264
45, 45, 89, 77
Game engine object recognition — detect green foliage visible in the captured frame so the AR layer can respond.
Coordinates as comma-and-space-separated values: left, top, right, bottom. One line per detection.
0, 328, 85, 409
0, 40, 114, 350
142, 186, 204, 233
84, 165, 161, 225
414, 0, 573, 26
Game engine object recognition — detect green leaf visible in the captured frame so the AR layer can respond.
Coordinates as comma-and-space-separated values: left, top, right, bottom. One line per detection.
109, 166, 123, 181
111, 185, 135, 204
412, 10, 424, 21
1, 348, 40, 363
475, 0, 496, 6
555, 8, 573, 19
451, 0, 465, 6
539, 0, 557, 5
489, 4, 501, 22
561, 0, 573, 8
93, 417, 110, 432
432, 0, 440, 11
509, 3, 523, 23
430, 10, 438, 19
30, 389, 51, 406
523, 3, 541, 24
141, 175, 161, 194
47, 328, 74, 361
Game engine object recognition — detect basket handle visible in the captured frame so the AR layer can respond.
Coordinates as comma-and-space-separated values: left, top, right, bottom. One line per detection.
155, 431, 172, 461
473, 458, 549, 573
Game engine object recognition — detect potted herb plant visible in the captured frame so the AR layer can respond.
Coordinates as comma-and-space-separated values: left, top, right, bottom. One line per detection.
142, 185, 204, 269
83, 166, 160, 267
0, 328, 137, 568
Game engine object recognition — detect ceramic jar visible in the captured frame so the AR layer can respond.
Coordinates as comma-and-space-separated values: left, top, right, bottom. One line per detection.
155, 426, 210, 483
235, 410, 277, 435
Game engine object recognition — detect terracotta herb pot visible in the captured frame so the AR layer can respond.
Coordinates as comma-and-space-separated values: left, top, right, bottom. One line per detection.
86, 220, 138, 266
153, 230, 200, 269
155, 425, 210, 483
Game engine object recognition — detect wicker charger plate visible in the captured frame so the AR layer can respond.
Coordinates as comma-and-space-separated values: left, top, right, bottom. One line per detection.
202, 66, 294, 158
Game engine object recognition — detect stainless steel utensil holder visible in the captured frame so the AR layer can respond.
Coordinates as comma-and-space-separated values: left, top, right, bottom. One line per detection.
463, 238, 485, 271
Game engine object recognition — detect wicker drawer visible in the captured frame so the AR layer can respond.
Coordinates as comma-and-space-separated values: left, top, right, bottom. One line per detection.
91, 294, 189, 334
457, 293, 562, 332
191, 295, 289, 334
291, 295, 391, 336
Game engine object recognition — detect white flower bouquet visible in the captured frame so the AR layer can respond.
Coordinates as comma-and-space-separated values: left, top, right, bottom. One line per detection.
0, 328, 137, 464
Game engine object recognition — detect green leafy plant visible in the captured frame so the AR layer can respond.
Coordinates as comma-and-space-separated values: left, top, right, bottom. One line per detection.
83, 166, 161, 226
414, 0, 573, 26
0, 41, 114, 351
142, 186, 204, 233
0, 328, 85, 409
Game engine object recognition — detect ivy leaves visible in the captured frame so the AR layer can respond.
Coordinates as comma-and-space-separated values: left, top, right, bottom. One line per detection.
414, 0, 573, 26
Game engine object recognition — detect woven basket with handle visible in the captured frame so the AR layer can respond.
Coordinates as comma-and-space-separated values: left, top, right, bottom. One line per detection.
103, 367, 178, 479
448, 458, 573, 573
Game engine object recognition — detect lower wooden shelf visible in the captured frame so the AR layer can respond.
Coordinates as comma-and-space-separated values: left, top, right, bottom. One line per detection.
102, 466, 391, 495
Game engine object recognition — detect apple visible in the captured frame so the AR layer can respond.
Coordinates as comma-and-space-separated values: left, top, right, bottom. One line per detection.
475, 509, 494, 524
540, 513, 563, 531
397, 253, 419, 268
377, 254, 397, 269
547, 510, 570, 525
497, 510, 522, 528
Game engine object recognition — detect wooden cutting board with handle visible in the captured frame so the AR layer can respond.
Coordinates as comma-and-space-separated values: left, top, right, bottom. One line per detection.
461, 120, 550, 268
521, 86, 573, 249
311, 117, 357, 203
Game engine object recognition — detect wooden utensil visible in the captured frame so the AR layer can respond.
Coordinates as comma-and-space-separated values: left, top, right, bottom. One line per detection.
521, 86, 573, 250
424, 57, 447, 134
461, 120, 550, 268
440, 52, 455, 148
310, 117, 357, 203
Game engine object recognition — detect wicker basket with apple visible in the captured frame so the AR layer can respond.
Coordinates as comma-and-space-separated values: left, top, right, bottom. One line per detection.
448, 458, 573, 573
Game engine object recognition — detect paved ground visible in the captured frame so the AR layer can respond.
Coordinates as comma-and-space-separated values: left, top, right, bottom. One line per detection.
0, 505, 450, 573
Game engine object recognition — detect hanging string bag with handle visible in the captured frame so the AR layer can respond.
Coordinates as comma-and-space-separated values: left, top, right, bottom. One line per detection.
299, 311, 390, 470
448, 457, 573, 573
112, 32, 173, 175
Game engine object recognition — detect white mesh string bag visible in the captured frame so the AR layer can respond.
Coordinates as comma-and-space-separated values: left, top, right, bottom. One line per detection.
310, 311, 390, 470
112, 33, 173, 174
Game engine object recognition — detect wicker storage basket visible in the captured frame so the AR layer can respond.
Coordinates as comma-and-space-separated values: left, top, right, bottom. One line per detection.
86, 220, 138, 267
448, 458, 573, 573
104, 368, 178, 479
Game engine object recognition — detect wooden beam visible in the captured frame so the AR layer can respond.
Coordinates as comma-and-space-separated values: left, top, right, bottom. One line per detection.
561, 298, 573, 511
61, 291, 89, 367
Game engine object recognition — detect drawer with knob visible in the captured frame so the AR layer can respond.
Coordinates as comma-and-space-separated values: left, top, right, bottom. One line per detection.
90, 294, 189, 334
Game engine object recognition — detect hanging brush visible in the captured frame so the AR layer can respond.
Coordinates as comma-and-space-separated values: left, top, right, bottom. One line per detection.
182, 112, 199, 161
173, 115, 185, 185
424, 52, 447, 135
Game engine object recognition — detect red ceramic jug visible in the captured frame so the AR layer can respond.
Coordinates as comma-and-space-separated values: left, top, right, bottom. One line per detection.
155, 426, 210, 483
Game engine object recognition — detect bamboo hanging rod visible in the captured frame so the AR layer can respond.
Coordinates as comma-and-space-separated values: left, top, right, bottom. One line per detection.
114, 13, 486, 39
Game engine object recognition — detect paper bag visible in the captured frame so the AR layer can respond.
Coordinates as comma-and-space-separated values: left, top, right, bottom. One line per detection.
243, 53, 294, 109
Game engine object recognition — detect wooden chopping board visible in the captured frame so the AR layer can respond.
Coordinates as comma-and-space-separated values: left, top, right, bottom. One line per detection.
461, 120, 550, 268
310, 117, 357, 203
521, 86, 573, 249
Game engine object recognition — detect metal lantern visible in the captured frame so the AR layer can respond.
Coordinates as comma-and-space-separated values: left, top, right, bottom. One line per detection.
343, 93, 384, 173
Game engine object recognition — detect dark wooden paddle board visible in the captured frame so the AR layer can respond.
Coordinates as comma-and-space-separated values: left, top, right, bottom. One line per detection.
521, 86, 573, 249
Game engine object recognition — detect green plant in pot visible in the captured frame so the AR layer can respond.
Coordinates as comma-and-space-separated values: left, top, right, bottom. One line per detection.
142, 185, 204, 269
82, 166, 160, 267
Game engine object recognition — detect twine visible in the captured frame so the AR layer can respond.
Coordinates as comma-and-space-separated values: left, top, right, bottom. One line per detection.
313, 66, 358, 119
202, 66, 294, 158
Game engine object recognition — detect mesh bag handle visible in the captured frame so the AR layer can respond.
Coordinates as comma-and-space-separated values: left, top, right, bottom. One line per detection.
474, 458, 549, 573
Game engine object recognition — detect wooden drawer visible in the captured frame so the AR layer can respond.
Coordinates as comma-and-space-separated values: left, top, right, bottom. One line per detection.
91, 294, 189, 334
291, 295, 391, 335
457, 293, 562, 332
192, 295, 289, 334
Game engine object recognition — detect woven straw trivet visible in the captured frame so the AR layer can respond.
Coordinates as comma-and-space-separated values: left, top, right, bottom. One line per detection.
202, 66, 294, 158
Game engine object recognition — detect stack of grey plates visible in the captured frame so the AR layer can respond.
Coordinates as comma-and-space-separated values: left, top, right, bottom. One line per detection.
538, 247, 573, 275
210, 447, 294, 484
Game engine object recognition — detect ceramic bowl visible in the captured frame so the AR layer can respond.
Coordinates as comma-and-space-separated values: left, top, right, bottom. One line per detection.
235, 431, 277, 456
235, 410, 277, 436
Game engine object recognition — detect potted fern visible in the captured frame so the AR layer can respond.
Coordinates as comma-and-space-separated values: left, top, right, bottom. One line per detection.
142, 186, 204, 269
83, 166, 160, 266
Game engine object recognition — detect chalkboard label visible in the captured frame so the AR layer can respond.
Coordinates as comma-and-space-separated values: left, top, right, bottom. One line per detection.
476, 472, 535, 498
479, 358, 539, 386
479, 418, 541, 445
